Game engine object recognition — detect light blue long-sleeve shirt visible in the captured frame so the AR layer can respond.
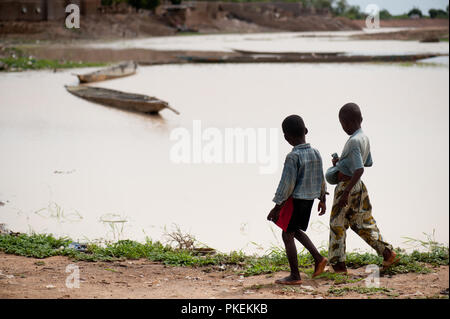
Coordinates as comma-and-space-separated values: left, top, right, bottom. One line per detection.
273, 143, 326, 205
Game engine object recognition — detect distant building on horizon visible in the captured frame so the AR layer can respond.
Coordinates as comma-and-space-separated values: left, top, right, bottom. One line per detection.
0, 0, 101, 21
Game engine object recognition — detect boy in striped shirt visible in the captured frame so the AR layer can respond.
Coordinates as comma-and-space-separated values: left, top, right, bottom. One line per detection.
267, 115, 328, 285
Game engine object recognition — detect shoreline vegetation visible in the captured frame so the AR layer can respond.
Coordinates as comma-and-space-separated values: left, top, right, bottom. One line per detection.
0, 47, 107, 72
0, 231, 448, 278
0, 230, 448, 299
1, 45, 448, 72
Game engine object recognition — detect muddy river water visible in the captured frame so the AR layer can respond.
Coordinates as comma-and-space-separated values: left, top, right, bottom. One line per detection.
1, 31, 448, 254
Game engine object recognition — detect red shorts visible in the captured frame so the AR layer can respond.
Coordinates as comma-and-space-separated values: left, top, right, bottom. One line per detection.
275, 197, 314, 232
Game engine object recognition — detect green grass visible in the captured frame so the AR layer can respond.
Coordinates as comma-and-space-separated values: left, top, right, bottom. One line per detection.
304, 269, 364, 284
0, 233, 447, 278
0, 56, 106, 71
327, 286, 398, 297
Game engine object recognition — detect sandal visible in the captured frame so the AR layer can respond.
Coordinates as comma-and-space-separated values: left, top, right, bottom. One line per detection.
312, 258, 328, 278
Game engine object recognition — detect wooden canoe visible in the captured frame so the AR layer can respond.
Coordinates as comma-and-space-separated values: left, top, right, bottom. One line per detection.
179, 53, 445, 64
65, 85, 180, 115
231, 49, 344, 57
75, 61, 138, 83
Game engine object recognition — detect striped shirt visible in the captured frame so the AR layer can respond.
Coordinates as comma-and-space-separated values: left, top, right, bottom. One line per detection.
273, 143, 326, 205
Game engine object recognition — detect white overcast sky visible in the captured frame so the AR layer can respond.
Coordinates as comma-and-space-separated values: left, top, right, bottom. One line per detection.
346, 0, 449, 14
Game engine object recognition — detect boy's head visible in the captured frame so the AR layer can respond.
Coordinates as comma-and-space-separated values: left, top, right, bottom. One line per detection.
282, 115, 308, 146
339, 102, 363, 135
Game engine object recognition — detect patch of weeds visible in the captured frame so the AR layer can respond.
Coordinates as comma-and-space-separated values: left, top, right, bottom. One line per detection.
104, 268, 118, 272
248, 283, 276, 290
163, 224, 196, 250
305, 269, 363, 285
280, 285, 320, 295
383, 260, 432, 276
240, 247, 289, 277
402, 233, 449, 266
346, 251, 383, 268
327, 286, 396, 297
409, 247, 449, 266
0, 233, 70, 259
0, 56, 106, 71
281, 286, 303, 293
425, 295, 449, 299
0, 232, 447, 279
383, 237, 448, 275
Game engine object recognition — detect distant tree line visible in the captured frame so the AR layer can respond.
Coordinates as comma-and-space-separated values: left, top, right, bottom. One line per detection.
195, 0, 450, 20
100, 0, 449, 20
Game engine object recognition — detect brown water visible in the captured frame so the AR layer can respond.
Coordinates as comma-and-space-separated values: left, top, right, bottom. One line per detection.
0, 44, 448, 254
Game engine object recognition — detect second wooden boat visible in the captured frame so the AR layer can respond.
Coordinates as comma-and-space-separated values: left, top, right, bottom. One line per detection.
75, 61, 138, 83
65, 85, 180, 115
179, 53, 445, 64
231, 49, 344, 57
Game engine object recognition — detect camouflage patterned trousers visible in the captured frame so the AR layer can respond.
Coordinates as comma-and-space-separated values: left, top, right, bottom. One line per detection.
328, 180, 393, 265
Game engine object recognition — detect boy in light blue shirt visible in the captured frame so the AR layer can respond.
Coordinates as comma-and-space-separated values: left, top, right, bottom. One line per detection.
327, 103, 398, 273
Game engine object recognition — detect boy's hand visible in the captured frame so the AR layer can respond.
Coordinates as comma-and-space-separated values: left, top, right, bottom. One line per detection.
332, 157, 339, 166
267, 206, 281, 222
336, 190, 350, 208
318, 201, 326, 215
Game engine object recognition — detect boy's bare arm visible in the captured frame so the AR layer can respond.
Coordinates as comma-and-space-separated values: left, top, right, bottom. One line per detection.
336, 167, 364, 208
317, 179, 327, 215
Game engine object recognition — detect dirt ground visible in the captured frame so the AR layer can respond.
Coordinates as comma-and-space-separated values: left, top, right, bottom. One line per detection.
0, 252, 447, 299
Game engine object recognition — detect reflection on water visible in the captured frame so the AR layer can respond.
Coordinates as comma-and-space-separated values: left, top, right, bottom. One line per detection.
0, 38, 448, 254
99, 213, 129, 241
34, 201, 83, 223
85, 29, 450, 56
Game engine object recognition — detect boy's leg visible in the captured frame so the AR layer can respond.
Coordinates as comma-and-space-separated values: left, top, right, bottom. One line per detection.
328, 182, 351, 268
294, 229, 324, 262
349, 182, 394, 258
276, 231, 302, 284
294, 229, 327, 277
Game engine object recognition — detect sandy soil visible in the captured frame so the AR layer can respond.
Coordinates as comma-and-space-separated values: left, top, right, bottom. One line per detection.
0, 252, 447, 299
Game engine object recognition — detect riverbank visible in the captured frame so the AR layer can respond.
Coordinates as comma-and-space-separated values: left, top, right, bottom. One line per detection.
1, 23, 448, 71
1, 252, 448, 299
0, 7, 361, 43
352, 26, 449, 41
0, 233, 448, 299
